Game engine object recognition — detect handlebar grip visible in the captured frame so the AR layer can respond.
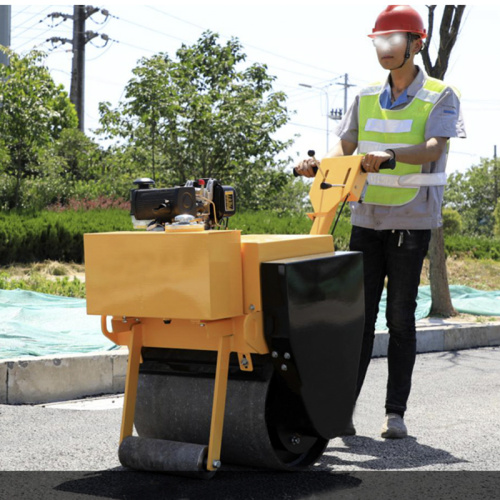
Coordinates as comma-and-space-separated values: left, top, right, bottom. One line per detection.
293, 166, 318, 177
361, 156, 396, 173
380, 157, 396, 170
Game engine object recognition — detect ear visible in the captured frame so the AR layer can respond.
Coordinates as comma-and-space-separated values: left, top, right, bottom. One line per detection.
413, 37, 423, 54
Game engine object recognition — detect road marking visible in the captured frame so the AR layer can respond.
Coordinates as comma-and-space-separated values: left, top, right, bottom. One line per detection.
39, 395, 124, 411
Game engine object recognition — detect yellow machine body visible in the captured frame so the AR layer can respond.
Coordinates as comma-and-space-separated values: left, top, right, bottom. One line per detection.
85, 230, 244, 321
84, 155, 365, 473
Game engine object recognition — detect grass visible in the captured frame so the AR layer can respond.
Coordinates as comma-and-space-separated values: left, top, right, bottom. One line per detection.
2, 257, 500, 300
0, 260, 86, 298
420, 257, 500, 291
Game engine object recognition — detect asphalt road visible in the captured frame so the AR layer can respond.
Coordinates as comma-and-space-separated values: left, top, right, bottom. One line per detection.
1, 347, 499, 499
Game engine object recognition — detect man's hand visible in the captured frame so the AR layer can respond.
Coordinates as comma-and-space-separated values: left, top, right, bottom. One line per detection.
361, 150, 394, 172
294, 158, 320, 178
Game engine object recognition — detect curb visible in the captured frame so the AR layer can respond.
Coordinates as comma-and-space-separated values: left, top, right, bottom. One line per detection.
2, 322, 500, 405
0, 350, 128, 405
373, 320, 500, 357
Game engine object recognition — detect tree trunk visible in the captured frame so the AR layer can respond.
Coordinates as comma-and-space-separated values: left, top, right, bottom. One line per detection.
429, 226, 456, 316
422, 5, 465, 318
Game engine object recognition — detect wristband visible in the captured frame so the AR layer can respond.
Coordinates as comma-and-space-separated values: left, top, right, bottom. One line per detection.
385, 149, 397, 161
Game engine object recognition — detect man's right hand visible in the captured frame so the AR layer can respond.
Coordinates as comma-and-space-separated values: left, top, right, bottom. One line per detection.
294, 158, 319, 178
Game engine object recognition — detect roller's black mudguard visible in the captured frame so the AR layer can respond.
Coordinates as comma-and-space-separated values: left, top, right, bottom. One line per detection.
261, 251, 364, 439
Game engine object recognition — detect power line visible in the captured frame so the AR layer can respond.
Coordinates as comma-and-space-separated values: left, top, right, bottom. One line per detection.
114, 15, 188, 44
111, 39, 156, 54
11, 6, 53, 31
11, 5, 32, 19
145, 6, 344, 80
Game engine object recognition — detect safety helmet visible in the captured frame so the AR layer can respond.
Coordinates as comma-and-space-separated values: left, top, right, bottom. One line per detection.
369, 5, 427, 39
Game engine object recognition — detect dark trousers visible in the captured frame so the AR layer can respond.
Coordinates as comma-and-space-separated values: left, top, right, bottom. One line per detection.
349, 225, 431, 415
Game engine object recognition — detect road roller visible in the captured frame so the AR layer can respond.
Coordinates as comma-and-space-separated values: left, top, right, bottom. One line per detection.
84, 155, 371, 475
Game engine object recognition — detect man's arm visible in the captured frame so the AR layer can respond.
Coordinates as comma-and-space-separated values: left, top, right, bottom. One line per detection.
361, 137, 448, 173
325, 139, 358, 159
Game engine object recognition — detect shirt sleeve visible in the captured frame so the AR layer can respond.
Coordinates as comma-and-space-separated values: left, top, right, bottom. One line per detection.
335, 94, 359, 144
425, 87, 466, 140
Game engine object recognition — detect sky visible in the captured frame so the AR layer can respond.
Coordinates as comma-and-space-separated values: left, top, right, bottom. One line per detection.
7, 2, 500, 175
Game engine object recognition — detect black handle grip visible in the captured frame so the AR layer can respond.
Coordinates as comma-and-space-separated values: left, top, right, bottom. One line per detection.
380, 157, 396, 170
293, 150, 318, 177
293, 166, 318, 177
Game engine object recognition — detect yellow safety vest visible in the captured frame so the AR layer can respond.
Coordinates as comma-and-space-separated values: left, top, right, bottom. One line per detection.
358, 77, 448, 206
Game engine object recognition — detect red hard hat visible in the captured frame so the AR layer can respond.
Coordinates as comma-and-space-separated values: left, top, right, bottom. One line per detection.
369, 5, 427, 39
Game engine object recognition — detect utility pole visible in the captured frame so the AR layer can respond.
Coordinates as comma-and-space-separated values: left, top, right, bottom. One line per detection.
46, 5, 109, 132
299, 82, 332, 152
0, 5, 11, 66
300, 75, 356, 152
336, 73, 356, 115
71, 6, 87, 131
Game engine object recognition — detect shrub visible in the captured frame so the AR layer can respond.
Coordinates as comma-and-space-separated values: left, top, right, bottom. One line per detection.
442, 208, 462, 236
0, 272, 86, 298
0, 209, 133, 264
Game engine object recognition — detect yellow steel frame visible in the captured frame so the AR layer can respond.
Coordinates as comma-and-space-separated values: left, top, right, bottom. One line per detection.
308, 155, 365, 235
101, 313, 267, 471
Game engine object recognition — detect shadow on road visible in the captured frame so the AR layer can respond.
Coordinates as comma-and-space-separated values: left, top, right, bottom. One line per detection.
53, 470, 361, 499
323, 435, 465, 470
3, 469, 499, 500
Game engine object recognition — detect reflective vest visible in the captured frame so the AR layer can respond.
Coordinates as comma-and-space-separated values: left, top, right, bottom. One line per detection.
358, 77, 448, 206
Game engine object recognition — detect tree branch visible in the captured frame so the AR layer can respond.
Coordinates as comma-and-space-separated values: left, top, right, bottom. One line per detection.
421, 5, 436, 75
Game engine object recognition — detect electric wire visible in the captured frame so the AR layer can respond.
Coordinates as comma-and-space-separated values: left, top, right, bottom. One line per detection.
11, 6, 53, 31
11, 6, 356, 102
11, 5, 32, 19
145, 6, 344, 79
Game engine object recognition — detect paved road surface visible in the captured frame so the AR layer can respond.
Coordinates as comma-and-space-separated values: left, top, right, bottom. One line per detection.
1, 347, 499, 498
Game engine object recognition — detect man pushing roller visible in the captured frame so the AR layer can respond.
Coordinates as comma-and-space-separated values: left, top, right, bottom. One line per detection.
295, 5, 466, 438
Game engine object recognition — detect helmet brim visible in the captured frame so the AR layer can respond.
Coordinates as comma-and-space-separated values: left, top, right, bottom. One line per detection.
368, 29, 427, 39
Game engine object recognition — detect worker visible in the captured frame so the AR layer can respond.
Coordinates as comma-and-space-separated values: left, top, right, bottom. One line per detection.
295, 5, 466, 438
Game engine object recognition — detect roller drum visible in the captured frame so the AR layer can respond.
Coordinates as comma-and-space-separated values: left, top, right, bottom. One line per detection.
134, 369, 328, 470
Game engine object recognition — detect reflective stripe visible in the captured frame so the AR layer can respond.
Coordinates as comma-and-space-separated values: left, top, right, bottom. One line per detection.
365, 118, 413, 134
359, 84, 383, 96
415, 87, 440, 104
367, 172, 447, 188
358, 141, 409, 154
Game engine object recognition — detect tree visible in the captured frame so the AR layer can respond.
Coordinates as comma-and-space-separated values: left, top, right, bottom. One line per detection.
0, 47, 78, 208
444, 158, 497, 236
97, 31, 298, 210
420, 5, 466, 317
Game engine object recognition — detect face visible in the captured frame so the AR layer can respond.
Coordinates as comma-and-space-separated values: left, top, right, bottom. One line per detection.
372, 33, 421, 70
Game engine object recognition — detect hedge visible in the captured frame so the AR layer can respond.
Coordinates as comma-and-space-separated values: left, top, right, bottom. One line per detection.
0, 209, 352, 265
1, 208, 499, 265
0, 209, 132, 264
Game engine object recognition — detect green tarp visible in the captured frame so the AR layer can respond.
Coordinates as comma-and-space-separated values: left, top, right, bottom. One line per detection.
0, 289, 116, 359
375, 285, 500, 331
1, 286, 500, 359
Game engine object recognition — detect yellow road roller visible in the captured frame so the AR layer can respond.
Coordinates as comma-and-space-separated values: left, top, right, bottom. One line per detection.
84, 155, 371, 475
